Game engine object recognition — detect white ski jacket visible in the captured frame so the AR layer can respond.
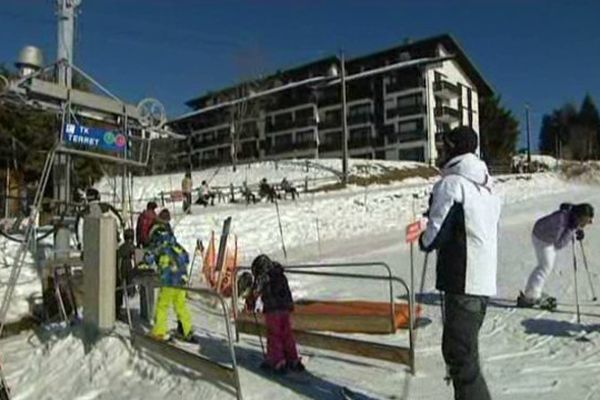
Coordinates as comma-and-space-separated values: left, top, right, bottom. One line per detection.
420, 153, 502, 297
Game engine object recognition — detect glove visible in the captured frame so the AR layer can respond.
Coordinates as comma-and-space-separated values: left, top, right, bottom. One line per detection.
576, 229, 585, 241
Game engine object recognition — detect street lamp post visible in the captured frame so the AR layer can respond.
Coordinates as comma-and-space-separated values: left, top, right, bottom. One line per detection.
340, 52, 349, 185
525, 103, 532, 170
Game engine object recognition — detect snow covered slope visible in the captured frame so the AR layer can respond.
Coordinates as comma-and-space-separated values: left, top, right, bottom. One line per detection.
3, 159, 600, 399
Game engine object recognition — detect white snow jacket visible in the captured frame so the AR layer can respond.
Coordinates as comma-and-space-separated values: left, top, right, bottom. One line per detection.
420, 153, 502, 296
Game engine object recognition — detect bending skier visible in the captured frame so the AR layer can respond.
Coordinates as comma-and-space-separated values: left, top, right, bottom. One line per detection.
239, 254, 304, 374
141, 209, 193, 342
420, 126, 501, 400
518, 203, 594, 310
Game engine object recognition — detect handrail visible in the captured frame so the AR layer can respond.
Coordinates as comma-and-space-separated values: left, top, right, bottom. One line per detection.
122, 282, 243, 399
233, 262, 415, 374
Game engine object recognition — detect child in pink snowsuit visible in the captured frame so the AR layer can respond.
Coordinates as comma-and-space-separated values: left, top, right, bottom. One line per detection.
250, 254, 304, 374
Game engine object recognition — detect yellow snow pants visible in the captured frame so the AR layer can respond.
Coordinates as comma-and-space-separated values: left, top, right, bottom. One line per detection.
151, 287, 192, 338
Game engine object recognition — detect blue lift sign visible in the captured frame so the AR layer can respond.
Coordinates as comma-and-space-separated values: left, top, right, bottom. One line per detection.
63, 123, 127, 153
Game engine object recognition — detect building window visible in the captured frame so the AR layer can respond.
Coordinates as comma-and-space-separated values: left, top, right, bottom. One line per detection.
324, 131, 341, 144
296, 129, 314, 143
398, 120, 419, 133
295, 107, 314, 120
274, 134, 293, 148
349, 103, 371, 116
349, 127, 371, 141
274, 112, 293, 126
397, 94, 421, 107
398, 147, 425, 162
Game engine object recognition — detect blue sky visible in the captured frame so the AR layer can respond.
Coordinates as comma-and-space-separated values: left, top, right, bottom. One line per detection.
1, 0, 599, 149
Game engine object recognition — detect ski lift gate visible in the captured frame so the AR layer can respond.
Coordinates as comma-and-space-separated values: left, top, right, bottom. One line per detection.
232, 262, 416, 374
127, 285, 243, 400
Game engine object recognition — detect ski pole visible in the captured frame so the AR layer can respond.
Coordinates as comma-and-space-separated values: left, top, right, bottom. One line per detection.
579, 241, 597, 301
572, 239, 582, 324
187, 240, 203, 287
418, 253, 429, 299
439, 291, 451, 386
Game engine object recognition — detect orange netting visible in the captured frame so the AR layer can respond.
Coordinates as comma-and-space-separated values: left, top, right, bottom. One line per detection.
201, 231, 239, 297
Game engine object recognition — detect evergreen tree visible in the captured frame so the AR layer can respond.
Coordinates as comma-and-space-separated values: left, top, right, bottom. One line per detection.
479, 95, 520, 162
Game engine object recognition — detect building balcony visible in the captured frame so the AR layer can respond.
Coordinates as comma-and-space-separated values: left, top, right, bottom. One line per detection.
347, 85, 374, 102
295, 117, 318, 128
433, 80, 461, 100
347, 113, 373, 126
318, 118, 341, 130
398, 130, 427, 143
266, 120, 295, 133
193, 137, 231, 149
435, 106, 461, 124
267, 142, 296, 155
295, 140, 318, 151
386, 104, 426, 119
349, 135, 385, 149
385, 76, 425, 94
320, 140, 342, 152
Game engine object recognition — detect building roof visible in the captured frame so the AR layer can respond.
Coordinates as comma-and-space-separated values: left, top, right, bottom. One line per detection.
181, 33, 494, 114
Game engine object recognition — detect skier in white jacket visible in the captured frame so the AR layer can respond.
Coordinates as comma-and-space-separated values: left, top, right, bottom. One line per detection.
420, 126, 501, 400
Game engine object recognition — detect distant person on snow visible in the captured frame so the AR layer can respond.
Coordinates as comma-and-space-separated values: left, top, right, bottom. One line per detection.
136, 201, 158, 248
518, 203, 594, 310
280, 178, 298, 201
238, 254, 304, 374
141, 209, 193, 342
259, 178, 276, 203
195, 180, 215, 206
181, 171, 193, 214
419, 126, 501, 400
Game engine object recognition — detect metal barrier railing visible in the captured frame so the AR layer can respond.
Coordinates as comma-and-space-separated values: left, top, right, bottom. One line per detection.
122, 282, 243, 400
231, 262, 415, 374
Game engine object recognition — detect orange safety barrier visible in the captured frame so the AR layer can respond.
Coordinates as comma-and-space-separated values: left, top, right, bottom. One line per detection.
238, 299, 422, 334
201, 232, 239, 297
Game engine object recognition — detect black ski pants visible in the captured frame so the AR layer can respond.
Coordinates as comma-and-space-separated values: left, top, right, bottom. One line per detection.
442, 293, 491, 400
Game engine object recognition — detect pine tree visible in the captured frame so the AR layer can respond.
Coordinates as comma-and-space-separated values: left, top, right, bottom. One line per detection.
578, 94, 600, 158
479, 95, 520, 162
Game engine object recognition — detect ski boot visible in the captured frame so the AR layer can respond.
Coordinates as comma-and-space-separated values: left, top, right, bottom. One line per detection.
260, 360, 288, 375
287, 359, 306, 373
517, 291, 557, 311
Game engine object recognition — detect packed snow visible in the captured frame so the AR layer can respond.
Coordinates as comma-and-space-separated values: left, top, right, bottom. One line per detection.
2, 158, 600, 399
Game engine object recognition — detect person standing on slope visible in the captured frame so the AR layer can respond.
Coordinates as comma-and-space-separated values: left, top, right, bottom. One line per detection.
135, 201, 158, 248
182, 171, 193, 214
141, 209, 193, 342
518, 203, 594, 310
239, 254, 304, 374
419, 126, 501, 400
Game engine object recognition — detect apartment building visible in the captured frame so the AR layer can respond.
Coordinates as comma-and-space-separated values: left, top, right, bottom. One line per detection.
167, 34, 493, 171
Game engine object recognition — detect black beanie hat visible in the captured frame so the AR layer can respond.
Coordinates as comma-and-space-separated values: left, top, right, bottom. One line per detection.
443, 126, 479, 158
572, 203, 594, 219
251, 254, 272, 277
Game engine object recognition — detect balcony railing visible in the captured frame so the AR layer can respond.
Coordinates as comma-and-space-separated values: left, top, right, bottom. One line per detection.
348, 135, 385, 149
266, 120, 295, 133
320, 140, 343, 152
386, 104, 426, 119
295, 117, 318, 128
385, 76, 425, 94
318, 118, 341, 130
434, 106, 461, 123
433, 80, 461, 99
347, 113, 373, 126
267, 141, 296, 155
398, 130, 427, 143
295, 140, 318, 150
